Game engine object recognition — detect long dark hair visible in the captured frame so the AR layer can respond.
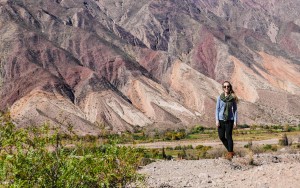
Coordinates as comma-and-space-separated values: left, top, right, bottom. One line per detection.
222, 81, 238, 102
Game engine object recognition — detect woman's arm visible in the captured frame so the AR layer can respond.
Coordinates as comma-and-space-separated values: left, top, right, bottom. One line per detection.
233, 101, 238, 127
215, 96, 220, 127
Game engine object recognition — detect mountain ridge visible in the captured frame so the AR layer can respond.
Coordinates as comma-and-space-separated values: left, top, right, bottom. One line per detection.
0, 0, 300, 135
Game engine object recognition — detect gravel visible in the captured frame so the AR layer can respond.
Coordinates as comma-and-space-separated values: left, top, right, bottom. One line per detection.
138, 153, 300, 188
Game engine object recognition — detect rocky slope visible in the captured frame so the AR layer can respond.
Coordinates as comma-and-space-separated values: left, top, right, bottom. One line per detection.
0, 0, 300, 134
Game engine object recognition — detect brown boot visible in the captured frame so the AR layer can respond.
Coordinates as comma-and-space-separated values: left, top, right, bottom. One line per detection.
225, 152, 235, 160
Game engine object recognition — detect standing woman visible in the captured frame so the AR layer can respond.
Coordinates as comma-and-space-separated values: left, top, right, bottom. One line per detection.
215, 81, 238, 159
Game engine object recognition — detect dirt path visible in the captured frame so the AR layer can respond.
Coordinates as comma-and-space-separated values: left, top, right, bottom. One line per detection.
121, 138, 280, 149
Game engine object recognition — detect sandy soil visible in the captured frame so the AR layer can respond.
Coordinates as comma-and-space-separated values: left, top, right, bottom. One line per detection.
138, 153, 300, 188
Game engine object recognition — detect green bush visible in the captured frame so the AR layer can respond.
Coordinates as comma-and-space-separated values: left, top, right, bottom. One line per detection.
262, 125, 270, 129
238, 124, 250, 129
196, 145, 212, 159
164, 130, 186, 141
166, 146, 173, 150
149, 149, 160, 158
283, 124, 294, 132
263, 144, 272, 151
190, 125, 205, 134
195, 145, 204, 150
174, 145, 182, 150
262, 144, 277, 152
272, 125, 283, 130
177, 149, 187, 159
0, 114, 144, 187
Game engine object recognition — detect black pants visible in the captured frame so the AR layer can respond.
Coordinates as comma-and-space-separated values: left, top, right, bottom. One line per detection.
218, 120, 234, 152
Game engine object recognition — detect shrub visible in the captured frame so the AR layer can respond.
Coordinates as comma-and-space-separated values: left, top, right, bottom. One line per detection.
173, 132, 186, 140
162, 147, 167, 159
195, 145, 204, 150
238, 124, 250, 129
174, 145, 193, 150
244, 140, 253, 149
266, 129, 274, 133
263, 144, 277, 151
164, 131, 173, 140
177, 149, 187, 159
166, 146, 173, 150
272, 125, 283, 130
262, 144, 272, 151
166, 146, 174, 150
251, 144, 277, 153
197, 146, 212, 159
250, 124, 258, 130
132, 132, 147, 140
251, 146, 264, 154
163, 130, 186, 141
190, 125, 205, 134
283, 124, 293, 132
262, 125, 270, 129
174, 145, 182, 150
279, 133, 289, 146
0, 114, 144, 187
294, 144, 300, 149
247, 151, 255, 165
150, 149, 160, 158
233, 147, 248, 157
206, 147, 226, 159
246, 144, 277, 154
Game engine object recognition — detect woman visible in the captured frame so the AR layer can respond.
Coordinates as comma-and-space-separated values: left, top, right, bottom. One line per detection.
215, 81, 238, 159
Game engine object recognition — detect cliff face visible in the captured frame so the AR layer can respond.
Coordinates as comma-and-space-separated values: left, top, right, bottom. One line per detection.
0, 0, 300, 135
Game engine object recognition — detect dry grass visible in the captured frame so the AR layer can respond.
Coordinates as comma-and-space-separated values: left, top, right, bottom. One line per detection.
206, 147, 227, 159
233, 131, 300, 141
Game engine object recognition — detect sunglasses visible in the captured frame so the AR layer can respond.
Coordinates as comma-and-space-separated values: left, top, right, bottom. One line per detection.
223, 85, 230, 88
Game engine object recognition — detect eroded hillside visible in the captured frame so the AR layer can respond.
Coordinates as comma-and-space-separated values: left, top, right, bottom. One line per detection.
0, 0, 300, 134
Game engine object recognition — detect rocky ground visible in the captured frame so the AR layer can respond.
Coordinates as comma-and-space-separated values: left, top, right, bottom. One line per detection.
138, 152, 300, 188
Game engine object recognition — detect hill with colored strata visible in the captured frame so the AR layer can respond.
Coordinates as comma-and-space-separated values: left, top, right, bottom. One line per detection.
0, 0, 300, 134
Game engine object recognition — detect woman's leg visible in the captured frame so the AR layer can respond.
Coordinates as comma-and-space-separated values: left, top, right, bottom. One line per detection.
218, 121, 229, 151
225, 120, 234, 152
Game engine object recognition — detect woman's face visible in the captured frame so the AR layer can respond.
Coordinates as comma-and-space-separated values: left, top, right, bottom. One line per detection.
223, 82, 231, 94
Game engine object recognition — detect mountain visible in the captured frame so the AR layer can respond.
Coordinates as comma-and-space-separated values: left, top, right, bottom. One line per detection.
0, 0, 300, 135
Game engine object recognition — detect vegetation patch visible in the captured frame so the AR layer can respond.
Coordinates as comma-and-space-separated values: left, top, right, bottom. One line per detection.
0, 113, 145, 187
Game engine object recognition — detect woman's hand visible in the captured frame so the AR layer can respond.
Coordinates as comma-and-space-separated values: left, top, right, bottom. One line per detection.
216, 121, 220, 127
234, 122, 237, 129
